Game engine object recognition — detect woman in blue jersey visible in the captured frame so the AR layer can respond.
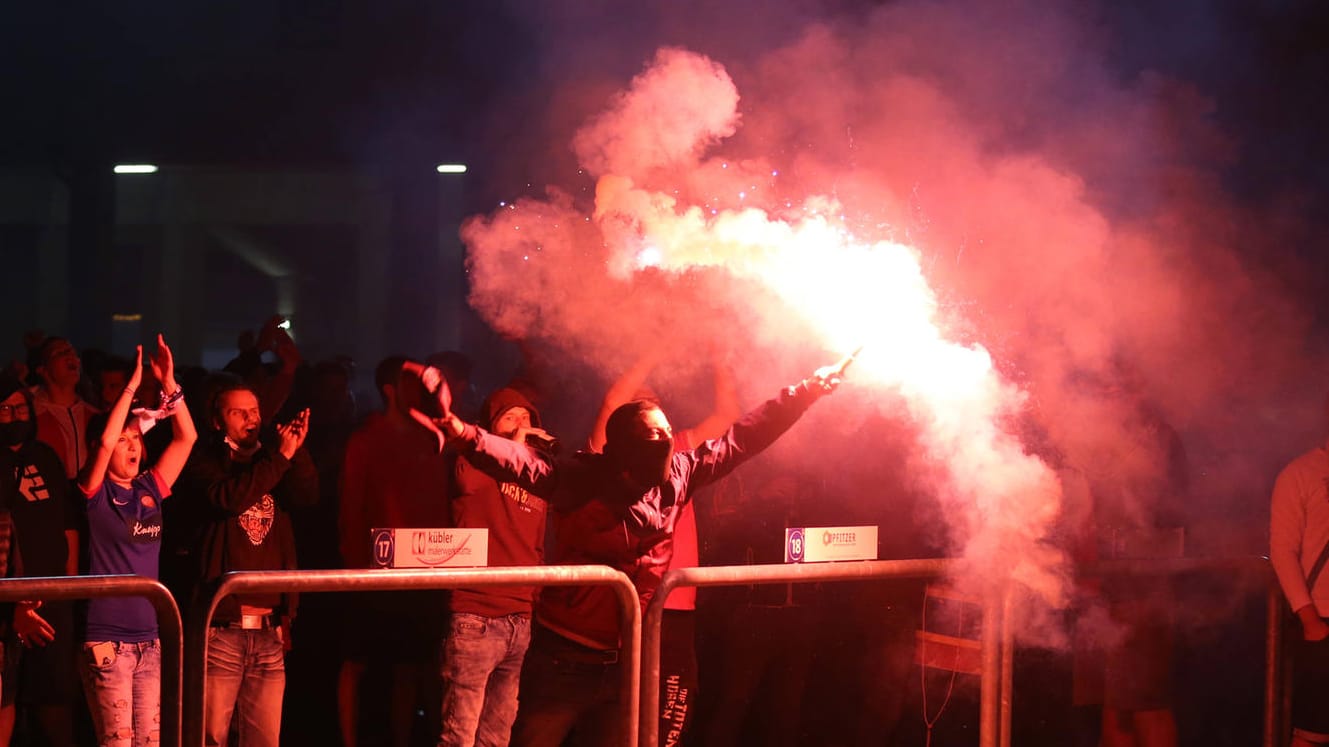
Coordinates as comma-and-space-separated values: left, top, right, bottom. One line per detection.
77, 335, 196, 746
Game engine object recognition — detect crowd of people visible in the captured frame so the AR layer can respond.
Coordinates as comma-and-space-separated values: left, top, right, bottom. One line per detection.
0, 317, 853, 747
0, 311, 1323, 747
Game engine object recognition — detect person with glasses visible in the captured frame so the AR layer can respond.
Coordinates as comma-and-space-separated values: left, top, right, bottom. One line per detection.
0, 373, 80, 747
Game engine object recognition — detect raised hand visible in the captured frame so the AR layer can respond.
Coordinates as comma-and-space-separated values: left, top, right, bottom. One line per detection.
273, 327, 301, 370
400, 362, 462, 446
150, 334, 177, 394
256, 315, 286, 353
126, 345, 145, 395
277, 408, 310, 459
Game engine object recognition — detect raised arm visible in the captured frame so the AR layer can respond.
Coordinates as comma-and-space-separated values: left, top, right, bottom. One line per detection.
589, 352, 659, 452
259, 321, 301, 421
402, 362, 558, 496
686, 353, 853, 490
78, 346, 143, 496
149, 334, 198, 488
679, 361, 741, 446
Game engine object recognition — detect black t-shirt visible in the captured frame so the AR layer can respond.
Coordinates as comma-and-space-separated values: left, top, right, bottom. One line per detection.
0, 441, 77, 576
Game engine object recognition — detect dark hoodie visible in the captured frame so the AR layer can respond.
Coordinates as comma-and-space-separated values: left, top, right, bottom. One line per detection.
0, 373, 77, 684
449, 387, 548, 618
0, 374, 75, 579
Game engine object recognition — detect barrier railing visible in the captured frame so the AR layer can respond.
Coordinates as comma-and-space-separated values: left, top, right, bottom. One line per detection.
183, 566, 640, 747
17, 558, 1270, 746
0, 575, 183, 747
642, 556, 1282, 747
640, 559, 961, 747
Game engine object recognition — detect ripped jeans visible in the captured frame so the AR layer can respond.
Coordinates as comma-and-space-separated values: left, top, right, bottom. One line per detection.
80, 639, 162, 747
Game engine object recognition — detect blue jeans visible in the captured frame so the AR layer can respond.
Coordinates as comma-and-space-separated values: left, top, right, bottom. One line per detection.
80, 639, 162, 747
438, 613, 532, 747
204, 627, 284, 747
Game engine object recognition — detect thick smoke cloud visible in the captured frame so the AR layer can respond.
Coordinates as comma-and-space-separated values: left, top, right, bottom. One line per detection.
463, 0, 1321, 645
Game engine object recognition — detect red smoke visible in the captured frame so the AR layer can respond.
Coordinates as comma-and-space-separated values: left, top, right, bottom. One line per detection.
461, 1, 1320, 644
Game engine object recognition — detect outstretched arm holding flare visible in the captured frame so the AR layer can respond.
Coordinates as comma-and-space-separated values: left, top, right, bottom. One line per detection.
404, 348, 857, 451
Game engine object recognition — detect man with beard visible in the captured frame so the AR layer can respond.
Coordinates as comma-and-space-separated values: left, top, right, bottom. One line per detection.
176, 380, 317, 747
406, 354, 850, 747
0, 373, 80, 747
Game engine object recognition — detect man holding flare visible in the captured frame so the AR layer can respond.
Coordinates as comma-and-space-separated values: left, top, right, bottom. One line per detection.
406, 349, 857, 747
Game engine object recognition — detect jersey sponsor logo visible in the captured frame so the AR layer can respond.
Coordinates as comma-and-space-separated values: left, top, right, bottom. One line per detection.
131, 520, 162, 541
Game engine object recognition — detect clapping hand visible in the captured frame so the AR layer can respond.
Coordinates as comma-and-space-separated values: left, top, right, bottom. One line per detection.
277, 408, 310, 459
149, 334, 177, 395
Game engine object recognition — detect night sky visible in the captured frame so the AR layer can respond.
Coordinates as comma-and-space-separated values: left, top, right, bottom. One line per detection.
3, 1, 1327, 222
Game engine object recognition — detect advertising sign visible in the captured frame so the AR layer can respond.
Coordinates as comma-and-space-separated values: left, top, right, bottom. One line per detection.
370, 528, 489, 568
784, 526, 878, 563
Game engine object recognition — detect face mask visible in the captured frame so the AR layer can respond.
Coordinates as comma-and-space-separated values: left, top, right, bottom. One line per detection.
616, 437, 674, 489
0, 420, 33, 448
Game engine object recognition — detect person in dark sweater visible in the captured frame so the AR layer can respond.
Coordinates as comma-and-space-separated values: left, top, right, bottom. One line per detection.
176, 380, 317, 747
406, 354, 850, 747
438, 386, 552, 747
0, 372, 80, 747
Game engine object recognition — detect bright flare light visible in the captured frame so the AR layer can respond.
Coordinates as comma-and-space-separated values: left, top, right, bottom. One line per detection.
635, 245, 664, 268
113, 164, 158, 174
595, 178, 1068, 607
436, 164, 468, 174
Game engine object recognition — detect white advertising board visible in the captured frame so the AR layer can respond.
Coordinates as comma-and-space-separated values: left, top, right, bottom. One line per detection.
784, 526, 878, 563
370, 528, 489, 568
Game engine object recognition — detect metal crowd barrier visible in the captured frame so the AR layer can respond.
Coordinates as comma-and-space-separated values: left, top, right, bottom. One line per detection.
640, 559, 962, 747
183, 566, 641, 747
0, 574, 184, 747
641, 556, 1283, 747
6, 558, 1276, 747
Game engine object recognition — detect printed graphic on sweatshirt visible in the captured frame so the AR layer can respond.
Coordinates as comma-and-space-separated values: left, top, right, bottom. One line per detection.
238, 494, 276, 546
17, 463, 50, 503
500, 481, 542, 514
